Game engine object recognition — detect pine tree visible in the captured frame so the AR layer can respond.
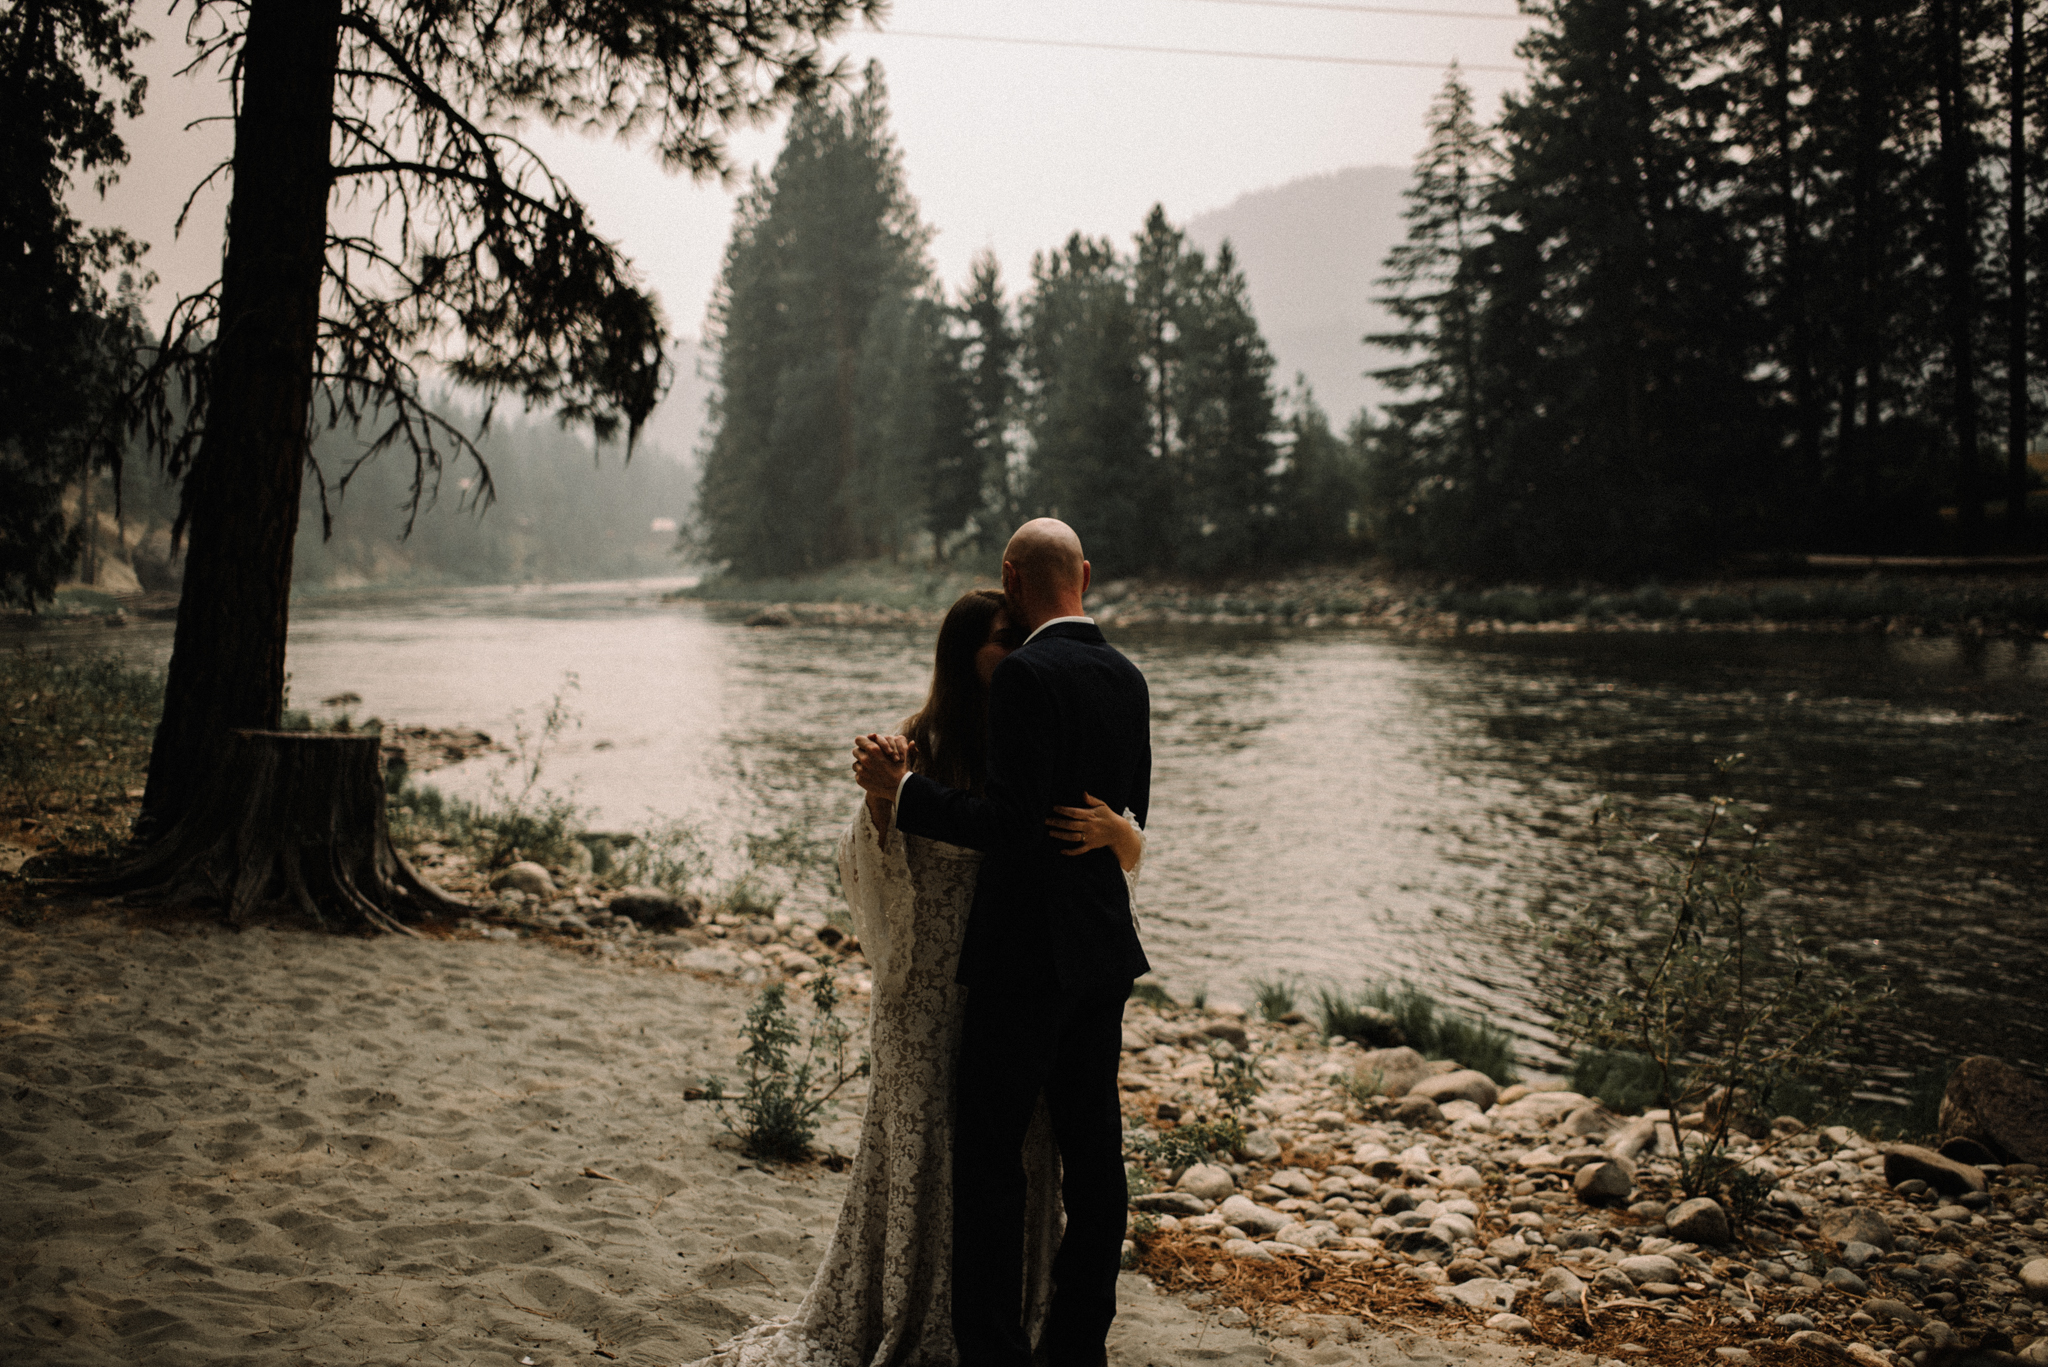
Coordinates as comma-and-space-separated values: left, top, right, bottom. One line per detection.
1171, 239, 1282, 574
1016, 235, 1158, 576
1474, 0, 1766, 578
0, 0, 149, 608
697, 64, 937, 574
1366, 66, 1498, 571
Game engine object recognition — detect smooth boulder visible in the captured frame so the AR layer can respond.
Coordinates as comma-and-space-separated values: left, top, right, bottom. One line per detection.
1353, 1046, 1429, 1097
1574, 1159, 1634, 1205
1666, 1196, 1731, 1245
1819, 1206, 1895, 1251
1177, 1163, 1235, 1201
2021, 1258, 2048, 1301
1409, 1069, 1500, 1112
1217, 1194, 1288, 1236
488, 860, 555, 897
1939, 1055, 2048, 1166
1882, 1143, 1986, 1197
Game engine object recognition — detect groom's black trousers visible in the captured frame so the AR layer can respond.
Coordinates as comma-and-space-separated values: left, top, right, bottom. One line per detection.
952, 983, 1129, 1367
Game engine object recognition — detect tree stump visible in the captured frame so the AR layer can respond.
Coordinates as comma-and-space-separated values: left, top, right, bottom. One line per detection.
98, 730, 467, 933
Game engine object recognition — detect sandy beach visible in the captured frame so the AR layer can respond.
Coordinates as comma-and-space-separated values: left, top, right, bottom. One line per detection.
0, 911, 1575, 1367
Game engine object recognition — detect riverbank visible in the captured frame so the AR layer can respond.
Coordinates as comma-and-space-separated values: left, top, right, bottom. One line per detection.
678, 560, 2048, 639
1, 907, 1597, 1367
5, 896, 2041, 1367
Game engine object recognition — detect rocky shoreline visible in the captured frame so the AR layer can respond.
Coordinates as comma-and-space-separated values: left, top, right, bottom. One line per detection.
687, 564, 2048, 641
411, 858, 2047, 1367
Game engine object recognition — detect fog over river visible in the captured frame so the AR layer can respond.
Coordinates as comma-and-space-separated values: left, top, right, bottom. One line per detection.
31, 578, 2047, 1083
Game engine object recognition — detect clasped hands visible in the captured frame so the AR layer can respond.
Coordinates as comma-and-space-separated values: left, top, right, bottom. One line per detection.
850, 732, 1124, 856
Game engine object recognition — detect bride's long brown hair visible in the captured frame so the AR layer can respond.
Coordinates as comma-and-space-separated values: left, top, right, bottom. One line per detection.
902, 589, 1008, 794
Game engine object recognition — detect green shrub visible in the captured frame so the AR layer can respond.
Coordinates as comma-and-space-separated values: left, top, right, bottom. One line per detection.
704, 971, 866, 1161
1570, 1048, 1671, 1115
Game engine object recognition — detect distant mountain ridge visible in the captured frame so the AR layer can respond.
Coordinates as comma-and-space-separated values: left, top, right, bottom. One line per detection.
1186, 164, 1410, 426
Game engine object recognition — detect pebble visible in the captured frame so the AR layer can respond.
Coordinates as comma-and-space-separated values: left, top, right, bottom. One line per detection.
1773, 1312, 1817, 1331
1618, 1254, 1682, 1285
1439, 1278, 1519, 1313
487, 860, 555, 897
1484, 1312, 1536, 1337
1223, 1238, 1276, 1263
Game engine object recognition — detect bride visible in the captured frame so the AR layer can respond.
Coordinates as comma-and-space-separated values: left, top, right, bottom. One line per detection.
696, 588, 1144, 1367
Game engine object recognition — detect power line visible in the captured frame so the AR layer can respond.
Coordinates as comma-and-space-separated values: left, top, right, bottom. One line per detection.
1178, 0, 1530, 21
871, 29, 1523, 73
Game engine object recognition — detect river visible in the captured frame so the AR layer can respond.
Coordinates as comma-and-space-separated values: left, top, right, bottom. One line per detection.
20, 578, 2047, 1082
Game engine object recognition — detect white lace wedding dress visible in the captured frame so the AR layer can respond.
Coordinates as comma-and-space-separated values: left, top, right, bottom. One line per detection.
692, 802, 1078, 1367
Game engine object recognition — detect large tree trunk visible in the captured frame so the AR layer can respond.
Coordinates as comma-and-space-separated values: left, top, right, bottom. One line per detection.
140, 0, 342, 837
103, 732, 465, 932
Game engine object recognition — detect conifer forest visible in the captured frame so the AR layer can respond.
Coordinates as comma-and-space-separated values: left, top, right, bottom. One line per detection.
697, 2, 2048, 583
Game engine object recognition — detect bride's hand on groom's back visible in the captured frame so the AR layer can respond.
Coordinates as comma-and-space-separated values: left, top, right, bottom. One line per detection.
1046, 793, 1143, 871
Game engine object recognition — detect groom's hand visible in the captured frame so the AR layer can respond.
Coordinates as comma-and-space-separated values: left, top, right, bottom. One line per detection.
852, 733, 911, 797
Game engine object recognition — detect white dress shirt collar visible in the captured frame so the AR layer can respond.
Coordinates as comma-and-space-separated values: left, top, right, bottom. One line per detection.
1023, 614, 1095, 646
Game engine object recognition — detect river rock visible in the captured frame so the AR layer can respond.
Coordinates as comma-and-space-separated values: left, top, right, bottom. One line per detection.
1132, 1191, 1210, 1215
1353, 1046, 1428, 1096
1916, 1250, 1977, 1282
1883, 1144, 1986, 1196
2020, 1258, 2048, 1300
1484, 1313, 1536, 1338
1238, 1129, 1281, 1162
1939, 1055, 2048, 1165
1385, 1226, 1453, 1259
1837, 1241, 1882, 1269
607, 887, 702, 929
489, 861, 555, 897
1819, 1205, 1895, 1251
679, 946, 744, 975
1558, 1103, 1620, 1138
1177, 1163, 1235, 1201
1485, 1236, 1531, 1266
1492, 1090, 1591, 1128
1217, 1195, 1288, 1236
1773, 1313, 1817, 1332
1822, 1266, 1868, 1296
1538, 1267, 1586, 1299
2020, 1343, 2048, 1367
1393, 1096, 1445, 1127
1223, 1238, 1276, 1262
1862, 1298, 1924, 1328
1203, 1019, 1250, 1050
1574, 1160, 1634, 1205
1667, 1196, 1731, 1245
1410, 1069, 1500, 1111
1618, 1254, 1683, 1285
1439, 1278, 1518, 1313
745, 604, 796, 626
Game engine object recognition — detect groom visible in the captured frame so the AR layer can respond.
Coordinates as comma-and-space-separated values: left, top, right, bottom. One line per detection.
854, 518, 1151, 1367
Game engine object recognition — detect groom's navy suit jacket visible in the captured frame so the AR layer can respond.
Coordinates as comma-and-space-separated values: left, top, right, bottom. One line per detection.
895, 620, 1152, 996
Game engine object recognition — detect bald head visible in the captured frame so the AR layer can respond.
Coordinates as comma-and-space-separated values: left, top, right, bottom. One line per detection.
1001, 518, 1090, 630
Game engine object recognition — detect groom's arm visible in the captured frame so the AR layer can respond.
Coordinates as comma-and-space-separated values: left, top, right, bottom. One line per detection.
895, 657, 1055, 855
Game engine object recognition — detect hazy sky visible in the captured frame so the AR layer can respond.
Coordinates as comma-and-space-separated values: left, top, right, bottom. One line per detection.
79, 0, 1532, 386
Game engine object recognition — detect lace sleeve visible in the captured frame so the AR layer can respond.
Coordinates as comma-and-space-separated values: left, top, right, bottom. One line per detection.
837, 799, 917, 994
1122, 808, 1144, 930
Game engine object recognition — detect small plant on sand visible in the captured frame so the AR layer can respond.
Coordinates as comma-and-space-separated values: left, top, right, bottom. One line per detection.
1546, 756, 1874, 1209
703, 970, 867, 1161
1129, 1115, 1247, 1174
604, 817, 711, 895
